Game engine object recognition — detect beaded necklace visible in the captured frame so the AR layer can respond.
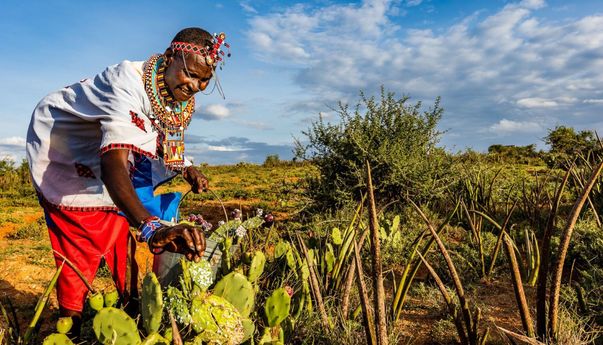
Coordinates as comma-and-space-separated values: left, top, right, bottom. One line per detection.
143, 54, 195, 169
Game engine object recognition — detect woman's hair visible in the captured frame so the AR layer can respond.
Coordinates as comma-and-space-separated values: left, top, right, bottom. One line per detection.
171, 27, 213, 47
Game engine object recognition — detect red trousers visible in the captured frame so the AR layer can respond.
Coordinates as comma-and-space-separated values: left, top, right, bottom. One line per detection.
43, 207, 130, 312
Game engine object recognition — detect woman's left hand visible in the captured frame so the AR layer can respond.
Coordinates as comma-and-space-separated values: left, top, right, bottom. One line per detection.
183, 166, 209, 193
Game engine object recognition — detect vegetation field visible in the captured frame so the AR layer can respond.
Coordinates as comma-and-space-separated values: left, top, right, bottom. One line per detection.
0, 92, 601, 344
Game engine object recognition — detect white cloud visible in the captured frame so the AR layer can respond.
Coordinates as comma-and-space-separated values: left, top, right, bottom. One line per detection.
405, 0, 423, 7
517, 98, 558, 108
240, 1, 257, 14
197, 103, 231, 121
207, 145, 251, 152
0, 136, 26, 146
583, 99, 603, 104
246, 0, 603, 149
489, 119, 542, 134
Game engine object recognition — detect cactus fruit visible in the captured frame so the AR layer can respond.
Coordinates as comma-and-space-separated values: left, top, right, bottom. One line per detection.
264, 288, 291, 327
190, 294, 244, 344
89, 292, 104, 311
140, 332, 170, 345
213, 272, 255, 318
248, 251, 266, 282
56, 316, 73, 334
142, 272, 163, 335
165, 286, 192, 325
42, 333, 75, 345
93, 307, 141, 345
104, 289, 119, 308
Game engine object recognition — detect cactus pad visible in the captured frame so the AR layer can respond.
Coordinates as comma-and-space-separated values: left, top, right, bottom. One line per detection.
42, 333, 75, 345
140, 332, 169, 345
325, 243, 335, 273
213, 272, 255, 318
142, 272, 163, 335
186, 259, 213, 292
165, 286, 192, 325
248, 251, 266, 282
241, 215, 264, 230
241, 317, 255, 343
331, 227, 343, 245
93, 307, 141, 345
274, 241, 290, 259
264, 288, 291, 327
104, 289, 119, 308
190, 294, 244, 344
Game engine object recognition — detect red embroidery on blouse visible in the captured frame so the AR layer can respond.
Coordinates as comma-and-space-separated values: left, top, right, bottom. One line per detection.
99, 143, 157, 159
74, 163, 96, 179
130, 110, 147, 132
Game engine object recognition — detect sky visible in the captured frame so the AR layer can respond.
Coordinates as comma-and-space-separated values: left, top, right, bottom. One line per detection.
1, 0, 602, 164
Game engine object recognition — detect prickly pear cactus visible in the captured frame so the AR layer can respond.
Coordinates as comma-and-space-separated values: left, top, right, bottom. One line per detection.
264, 288, 291, 327
142, 272, 163, 335
187, 260, 214, 292
165, 286, 192, 325
286, 249, 297, 270
274, 241, 290, 259
213, 272, 255, 318
140, 332, 170, 345
331, 227, 343, 245
190, 294, 244, 344
88, 291, 104, 311
209, 219, 242, 242
325, 243, 335, 273
258, 326, 284, 345
248, 251, 266, 282
241, 317, 255, 342
104, 289, 119, 308
56, 316, 72, 334
241, 215, 264, 230
93, 307, 141, 345
42, 333, 75, 345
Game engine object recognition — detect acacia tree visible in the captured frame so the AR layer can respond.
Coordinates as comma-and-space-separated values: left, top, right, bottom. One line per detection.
295, 88, 451, 210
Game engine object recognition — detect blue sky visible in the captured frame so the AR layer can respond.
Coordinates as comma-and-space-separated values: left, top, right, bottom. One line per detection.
1, 0, 602, 164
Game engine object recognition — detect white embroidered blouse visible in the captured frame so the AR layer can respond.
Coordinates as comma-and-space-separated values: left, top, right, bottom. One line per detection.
26, 60, 183, 210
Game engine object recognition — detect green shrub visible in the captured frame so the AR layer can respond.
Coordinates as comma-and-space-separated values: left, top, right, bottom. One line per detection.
295, 88, 451, 211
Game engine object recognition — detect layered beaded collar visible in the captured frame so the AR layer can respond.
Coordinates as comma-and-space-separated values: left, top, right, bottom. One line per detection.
143, 54, 194, 169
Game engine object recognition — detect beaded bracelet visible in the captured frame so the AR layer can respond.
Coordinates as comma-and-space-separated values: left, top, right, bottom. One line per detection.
137, 216, 162, 243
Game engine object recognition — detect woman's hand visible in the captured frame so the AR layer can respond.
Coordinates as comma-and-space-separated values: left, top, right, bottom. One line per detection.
149, 223, 206, 262
182, 166, 209, 193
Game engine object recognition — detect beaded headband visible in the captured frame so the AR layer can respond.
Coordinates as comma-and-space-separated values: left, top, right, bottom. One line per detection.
171, 32, 231, 68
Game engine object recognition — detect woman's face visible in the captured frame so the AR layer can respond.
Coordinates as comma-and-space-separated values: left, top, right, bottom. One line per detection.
164, 50, 214, 102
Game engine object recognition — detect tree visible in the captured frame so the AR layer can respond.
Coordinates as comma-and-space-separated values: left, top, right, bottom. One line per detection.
544, 126, 597, 167
295, 88, 451, 210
